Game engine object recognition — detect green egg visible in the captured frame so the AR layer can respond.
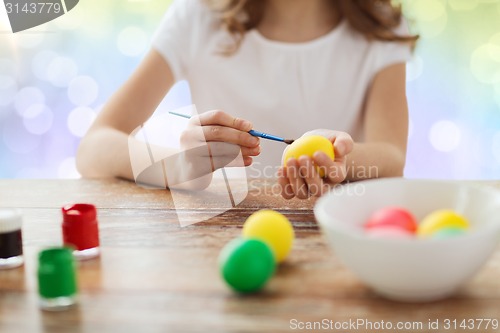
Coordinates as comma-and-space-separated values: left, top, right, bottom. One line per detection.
432, 227, 466, 239
219, 238, 275, 293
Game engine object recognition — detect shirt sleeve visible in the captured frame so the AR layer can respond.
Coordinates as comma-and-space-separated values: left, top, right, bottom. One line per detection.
372, 19, 413, 74
151, 0, 202, 82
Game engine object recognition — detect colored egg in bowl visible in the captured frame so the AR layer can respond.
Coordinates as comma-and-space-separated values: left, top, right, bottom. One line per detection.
314, 179, 500, 302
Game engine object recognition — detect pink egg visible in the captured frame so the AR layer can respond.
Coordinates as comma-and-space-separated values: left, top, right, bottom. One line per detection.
365, 207, 417, 234
366, 226, 414, 239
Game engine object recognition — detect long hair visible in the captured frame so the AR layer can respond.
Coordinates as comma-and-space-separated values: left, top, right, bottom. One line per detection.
205, 0, 418, 54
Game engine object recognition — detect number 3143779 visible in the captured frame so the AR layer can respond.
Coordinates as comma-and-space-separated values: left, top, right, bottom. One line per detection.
5, 2, 62, 14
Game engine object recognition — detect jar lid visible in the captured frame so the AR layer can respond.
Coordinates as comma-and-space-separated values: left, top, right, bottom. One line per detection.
0, 209, 22, 233
62, 203, 100, 251
38, 247, 78, 298
62, 204, 96, 224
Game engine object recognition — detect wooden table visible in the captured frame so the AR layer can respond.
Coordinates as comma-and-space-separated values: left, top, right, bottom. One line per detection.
1, 179, 500, 333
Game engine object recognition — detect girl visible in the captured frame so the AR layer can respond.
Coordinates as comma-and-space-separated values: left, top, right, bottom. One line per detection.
76, 0, 417, 199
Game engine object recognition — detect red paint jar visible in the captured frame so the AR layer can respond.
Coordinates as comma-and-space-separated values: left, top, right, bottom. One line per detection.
62, 204, 100, 260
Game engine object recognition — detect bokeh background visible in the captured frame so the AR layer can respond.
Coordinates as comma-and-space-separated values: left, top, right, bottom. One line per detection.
0, 0, 499, 179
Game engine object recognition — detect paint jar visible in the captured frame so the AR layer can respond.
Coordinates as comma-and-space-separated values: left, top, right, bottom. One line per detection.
0, 209, 23, 269
38, 247, 78, 310
62, 203, 100, 260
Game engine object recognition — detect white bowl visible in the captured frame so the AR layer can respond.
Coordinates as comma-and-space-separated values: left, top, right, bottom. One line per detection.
314, 178, 500, 302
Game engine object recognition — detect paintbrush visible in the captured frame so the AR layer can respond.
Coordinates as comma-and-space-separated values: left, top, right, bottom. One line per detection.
169, 111, 294, 145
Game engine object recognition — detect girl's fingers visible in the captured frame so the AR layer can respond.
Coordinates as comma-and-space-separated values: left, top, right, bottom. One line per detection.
181, 129, 260, 156
204, 143, 259, 158
313, 152, 347, 184
297, 156, 323, 197
179, 109, 258, 174
181, 141, 257, 172
243, 156, 253, 166
187, 111, 259, 155
277, 167, 295, 200
195, 110, 253, 132
240, 146, 261, 157
332, 132, 354, 157
301, 130, 353, 157
286, 158, 309, 199
223, 155, 253, 167
202, 126, 260, 148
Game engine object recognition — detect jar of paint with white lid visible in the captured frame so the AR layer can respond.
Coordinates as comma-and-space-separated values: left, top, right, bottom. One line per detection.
0, 209, 24, 269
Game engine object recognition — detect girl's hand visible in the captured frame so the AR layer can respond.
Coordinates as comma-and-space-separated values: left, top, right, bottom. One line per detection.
277, 130, 354, 200
174, 110, 260, 187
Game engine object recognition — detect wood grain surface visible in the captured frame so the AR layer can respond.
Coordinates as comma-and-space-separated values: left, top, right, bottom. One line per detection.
1, 179, 500, 333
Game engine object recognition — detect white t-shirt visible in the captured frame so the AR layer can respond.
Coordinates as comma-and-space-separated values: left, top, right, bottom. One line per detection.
152, 0, 412, 177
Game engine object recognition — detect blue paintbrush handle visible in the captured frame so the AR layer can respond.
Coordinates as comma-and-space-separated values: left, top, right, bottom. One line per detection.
248, 130, 285, 143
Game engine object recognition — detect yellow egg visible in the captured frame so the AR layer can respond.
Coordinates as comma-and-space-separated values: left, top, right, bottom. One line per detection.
417, 210, 470, 237
242, 210, 294, 263
283, 135, 334, 177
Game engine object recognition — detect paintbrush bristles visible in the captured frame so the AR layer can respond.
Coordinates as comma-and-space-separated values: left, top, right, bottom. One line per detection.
283, 139, 294, 145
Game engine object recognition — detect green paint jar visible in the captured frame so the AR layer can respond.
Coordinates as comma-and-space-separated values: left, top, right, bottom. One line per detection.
38, 247, 78, 311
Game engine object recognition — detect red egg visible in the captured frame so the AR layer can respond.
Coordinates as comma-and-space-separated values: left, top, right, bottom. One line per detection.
365, 207, 417, 233
366, 225, 414, 239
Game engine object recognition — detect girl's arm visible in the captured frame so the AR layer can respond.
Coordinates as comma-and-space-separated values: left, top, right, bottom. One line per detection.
76, 50, 259, 185
77, 50, 174, 180
349, 62, 409, 179
278, 63, 409, 199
